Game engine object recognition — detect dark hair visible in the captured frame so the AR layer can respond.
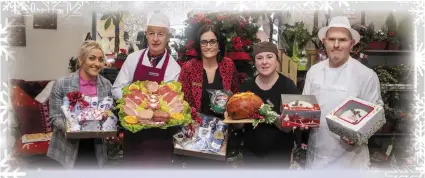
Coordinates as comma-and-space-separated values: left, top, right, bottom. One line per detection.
194, 24, 225, 62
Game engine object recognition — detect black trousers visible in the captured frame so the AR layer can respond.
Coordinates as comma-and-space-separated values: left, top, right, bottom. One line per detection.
121, 127, 179, 168
74, 138, 97, 169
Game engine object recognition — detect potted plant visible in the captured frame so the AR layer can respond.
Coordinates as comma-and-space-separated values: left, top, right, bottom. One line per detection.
280, 22, 312, 71
385, 12, 400, 50
310, 25, 327, 64
387, 32, 400, 50
368, 31, 387, 50
363, 23, 386, 50
373, 65, 398, 133
113, 49, 128, 69
350, 24, 369, 60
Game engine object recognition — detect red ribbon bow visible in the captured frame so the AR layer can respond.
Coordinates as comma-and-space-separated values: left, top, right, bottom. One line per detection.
66, 91, 89, 111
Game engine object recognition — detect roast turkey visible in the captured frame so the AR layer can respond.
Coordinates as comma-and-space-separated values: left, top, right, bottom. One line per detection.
226, 92, 264, 120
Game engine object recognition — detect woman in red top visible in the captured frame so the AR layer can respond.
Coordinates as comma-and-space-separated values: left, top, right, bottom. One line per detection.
179, 24, 239, 115
178, 24, 241, 167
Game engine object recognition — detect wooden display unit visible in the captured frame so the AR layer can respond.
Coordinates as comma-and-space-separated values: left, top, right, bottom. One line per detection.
277, 48, 298, 86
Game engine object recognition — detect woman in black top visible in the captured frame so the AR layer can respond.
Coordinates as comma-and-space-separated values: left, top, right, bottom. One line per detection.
178, 24, 240, 167
236, 42, 299, 168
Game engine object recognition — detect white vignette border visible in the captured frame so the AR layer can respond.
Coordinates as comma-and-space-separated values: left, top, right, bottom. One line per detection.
0, 1, 423, 178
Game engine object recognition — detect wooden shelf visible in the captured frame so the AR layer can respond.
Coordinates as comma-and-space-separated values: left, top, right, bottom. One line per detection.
381, 84, 414, 91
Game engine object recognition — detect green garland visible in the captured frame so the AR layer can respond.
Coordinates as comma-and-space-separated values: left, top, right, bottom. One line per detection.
251, 104, 279, 128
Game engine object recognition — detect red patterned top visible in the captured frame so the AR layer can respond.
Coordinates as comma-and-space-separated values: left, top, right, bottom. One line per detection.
179, 57, 241, 111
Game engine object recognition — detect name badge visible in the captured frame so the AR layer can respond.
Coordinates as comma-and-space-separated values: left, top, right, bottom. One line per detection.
149, 72, 159, 77
192, 82, 202, 87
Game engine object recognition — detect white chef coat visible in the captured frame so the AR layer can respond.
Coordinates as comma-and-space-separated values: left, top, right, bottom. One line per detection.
302, 57, 384, 169
111, 48, 181, 100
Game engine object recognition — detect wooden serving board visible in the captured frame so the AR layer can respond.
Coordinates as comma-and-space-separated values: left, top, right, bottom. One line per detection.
223, 111, 254, 124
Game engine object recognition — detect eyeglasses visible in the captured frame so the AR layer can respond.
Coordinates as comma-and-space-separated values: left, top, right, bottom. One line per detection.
200, 39, 218, 47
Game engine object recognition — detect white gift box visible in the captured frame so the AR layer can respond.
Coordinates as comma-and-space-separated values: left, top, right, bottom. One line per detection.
326, 97, 386, 145
61, 94, 117, 138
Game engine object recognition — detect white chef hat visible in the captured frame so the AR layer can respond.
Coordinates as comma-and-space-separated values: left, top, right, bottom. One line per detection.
318, 16, 360, 45
146, 12, 170, 29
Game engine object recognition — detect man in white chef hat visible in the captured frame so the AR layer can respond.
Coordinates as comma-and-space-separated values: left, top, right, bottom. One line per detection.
112, 12, 181, 167
302, 16, 384, 169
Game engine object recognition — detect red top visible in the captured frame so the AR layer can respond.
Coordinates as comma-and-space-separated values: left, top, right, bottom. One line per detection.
178, 57, 241, 111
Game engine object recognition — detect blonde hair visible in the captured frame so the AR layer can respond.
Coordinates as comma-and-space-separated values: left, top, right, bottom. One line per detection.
78, 40, 105, 65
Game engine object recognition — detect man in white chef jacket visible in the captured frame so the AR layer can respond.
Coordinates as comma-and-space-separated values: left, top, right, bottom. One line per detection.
112, 12, 181, 166
302, 16, 384, 169
112, 12, 180, 100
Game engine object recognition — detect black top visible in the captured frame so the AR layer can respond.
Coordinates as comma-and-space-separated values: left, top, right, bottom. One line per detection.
201, 68, 224, 118
240, 73, 299, 158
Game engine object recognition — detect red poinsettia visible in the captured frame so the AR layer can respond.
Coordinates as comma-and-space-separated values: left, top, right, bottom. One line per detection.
66, 91, 89, 111
186, 48, 197, 57
192, 13, 207, 24
184, 40, 198, 57
232, 37, 244, 51
119, 49, 127, 55
243, 39, 253, 46
388, 32, 396, 37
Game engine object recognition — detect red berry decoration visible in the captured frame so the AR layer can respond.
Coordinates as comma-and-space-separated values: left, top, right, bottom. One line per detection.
249, 112, 263, 120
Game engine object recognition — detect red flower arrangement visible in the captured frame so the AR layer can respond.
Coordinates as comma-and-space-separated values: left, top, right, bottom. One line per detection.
119, 49, 127, 55
232, 37, 244, 51
66, 91, 89, 111
179, 12, 260, 62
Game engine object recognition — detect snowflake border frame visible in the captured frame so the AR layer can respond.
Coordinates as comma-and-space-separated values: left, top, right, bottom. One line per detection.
0, 1, 422, 177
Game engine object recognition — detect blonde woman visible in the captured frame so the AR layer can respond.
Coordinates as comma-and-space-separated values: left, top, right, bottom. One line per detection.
47, 40, 114, 169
